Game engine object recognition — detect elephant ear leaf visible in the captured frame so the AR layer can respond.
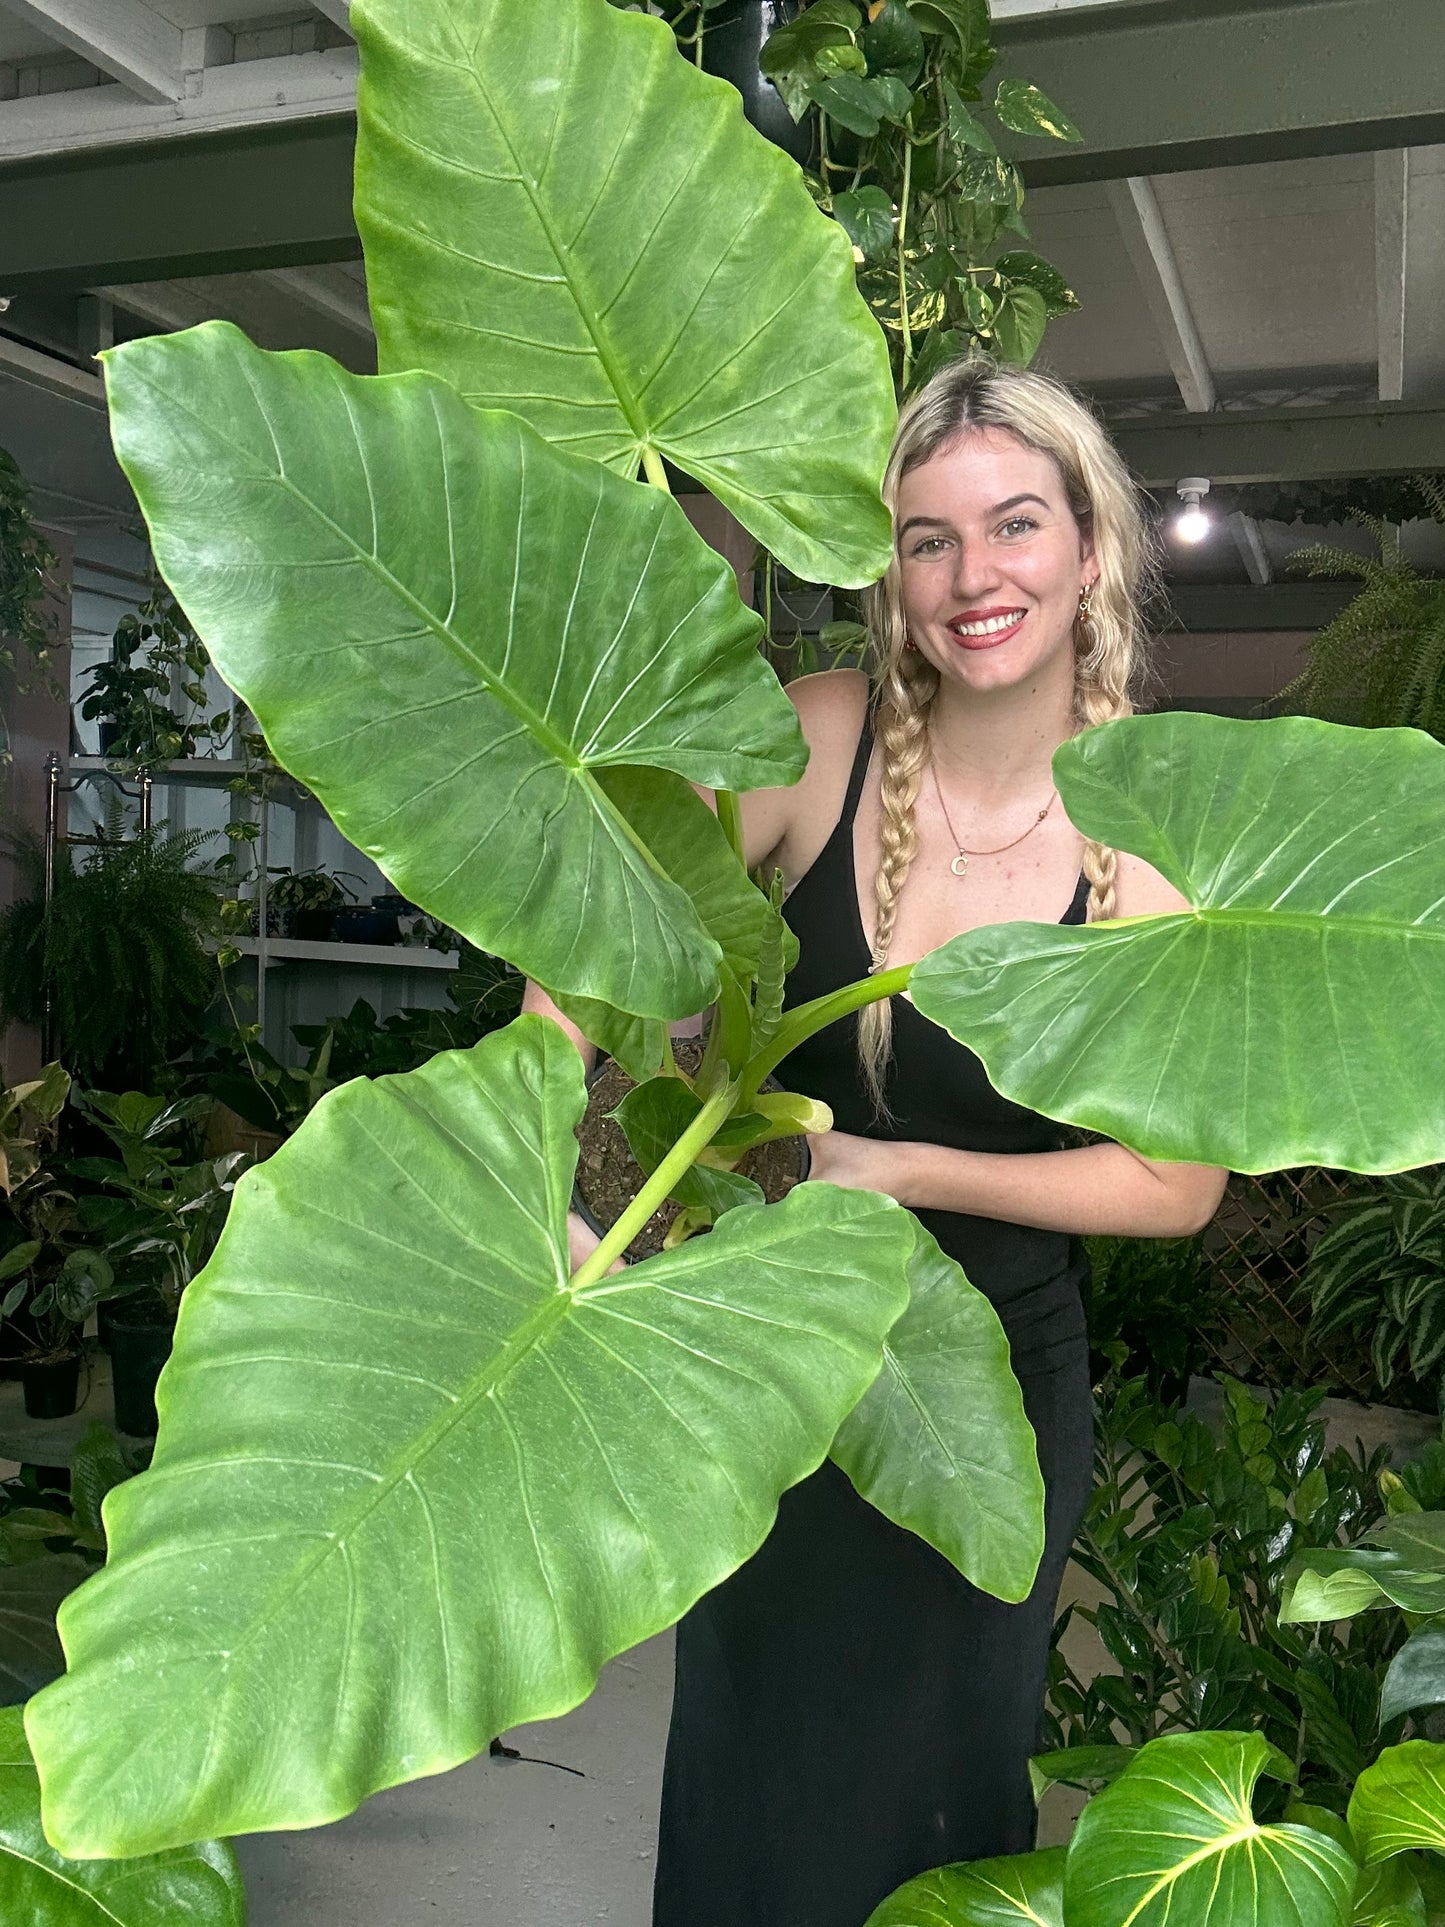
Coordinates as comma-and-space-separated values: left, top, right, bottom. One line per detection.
863, 1844, 1066, 1925
1064, 1731, 1358, 1927
353, 0, 895, 587
831, 1221, 1044, 1604
0, 1707, 244, 1926
911, 714, 1445, 1173
101, 322, 805, 1023
27, 1016, 914, 1859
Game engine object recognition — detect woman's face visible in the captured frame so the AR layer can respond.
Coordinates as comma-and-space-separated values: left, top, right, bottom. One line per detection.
894, 425, 1097, 697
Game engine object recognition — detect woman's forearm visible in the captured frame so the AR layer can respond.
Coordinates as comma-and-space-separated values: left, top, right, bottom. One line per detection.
892, 1138, 1226, 1239
521, 981, 597, 1074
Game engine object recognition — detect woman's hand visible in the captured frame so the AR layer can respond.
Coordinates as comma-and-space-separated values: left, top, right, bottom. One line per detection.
567, 1210, 626, 1275
805, 1130, 915, 1206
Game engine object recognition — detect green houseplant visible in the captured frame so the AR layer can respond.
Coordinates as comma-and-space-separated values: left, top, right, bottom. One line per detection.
77, 591, 231, 768
0, 2, 1438, 1920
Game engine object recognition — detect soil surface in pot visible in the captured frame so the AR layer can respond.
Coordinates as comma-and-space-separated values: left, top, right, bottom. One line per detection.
574, 1037, 808, 1263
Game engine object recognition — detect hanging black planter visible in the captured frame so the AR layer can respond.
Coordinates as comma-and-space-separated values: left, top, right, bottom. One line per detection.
661, 1, 818, 169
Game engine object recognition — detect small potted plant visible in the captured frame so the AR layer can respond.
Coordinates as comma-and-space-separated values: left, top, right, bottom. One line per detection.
70, 1090, 246, 1437
265, 867, 363, 942
78, 591, 232, 768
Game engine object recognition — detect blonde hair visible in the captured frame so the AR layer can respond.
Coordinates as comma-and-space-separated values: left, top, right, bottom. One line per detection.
857, 352, 1164, 1111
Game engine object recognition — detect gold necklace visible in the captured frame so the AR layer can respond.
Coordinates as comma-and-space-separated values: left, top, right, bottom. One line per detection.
929, 756, 1056, 878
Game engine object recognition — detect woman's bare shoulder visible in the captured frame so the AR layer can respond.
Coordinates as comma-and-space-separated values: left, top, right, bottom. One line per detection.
751, 669, 871, 880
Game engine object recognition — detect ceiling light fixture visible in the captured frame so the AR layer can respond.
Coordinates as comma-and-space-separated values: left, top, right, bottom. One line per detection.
1174, 476, 1212, 544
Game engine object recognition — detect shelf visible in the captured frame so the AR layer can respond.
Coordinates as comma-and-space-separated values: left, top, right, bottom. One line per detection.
67, 757, 313, 800
232, 937, 460, 971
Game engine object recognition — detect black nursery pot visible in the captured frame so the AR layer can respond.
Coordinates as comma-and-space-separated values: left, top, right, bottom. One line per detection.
22, 1351, 82, 1422
288, 906, 338, 941
333, 906, 400, 946
660, 0, 817, 168
107, 1293, 174, 1438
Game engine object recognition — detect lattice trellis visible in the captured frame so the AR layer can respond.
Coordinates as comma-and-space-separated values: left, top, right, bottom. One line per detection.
1200, 1168, 1404, 1402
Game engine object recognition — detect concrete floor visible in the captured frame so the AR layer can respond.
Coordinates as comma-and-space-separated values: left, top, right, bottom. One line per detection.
235, 1633, 675, 1926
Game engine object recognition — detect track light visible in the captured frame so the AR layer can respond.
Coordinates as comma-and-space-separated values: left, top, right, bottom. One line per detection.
1174, 477, 1212, 543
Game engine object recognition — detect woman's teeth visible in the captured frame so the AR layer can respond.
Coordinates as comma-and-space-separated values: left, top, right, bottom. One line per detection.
952, 611, 1025, 636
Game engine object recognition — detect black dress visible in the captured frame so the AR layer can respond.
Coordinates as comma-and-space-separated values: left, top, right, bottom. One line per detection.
653, 713, 1096, 1927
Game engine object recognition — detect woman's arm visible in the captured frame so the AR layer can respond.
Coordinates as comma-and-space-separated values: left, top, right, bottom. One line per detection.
808, 1132, 1226, 1238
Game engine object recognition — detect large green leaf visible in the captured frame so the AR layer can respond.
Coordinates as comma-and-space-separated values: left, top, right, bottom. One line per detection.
911, 715, 1445, 1173
27, 1017, 914, 1857
830, 1221, 1044, 1602
1350, 1743, 1445, 1863
0, 1709, 243, 1926
1282, 1515, 1445, 1624
864, 1846, 1065, 1925
353, 0, 896, 587
1063, 1731, 1358, 1927
102, 322, 804, 1021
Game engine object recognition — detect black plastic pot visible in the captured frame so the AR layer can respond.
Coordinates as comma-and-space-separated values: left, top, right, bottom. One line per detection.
288, 906, 338, 942
96, 720, 125, 757
660, 1, 816, 167
334, 906, 400, 945
107, 1294, 174, 1438
22, 1351, 82, 1421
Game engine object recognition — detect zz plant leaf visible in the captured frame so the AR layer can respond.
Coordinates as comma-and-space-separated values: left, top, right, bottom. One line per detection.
100, 322, 804, 1024
911, 714, 1445, 1173
0, 1708, 244, 1927
26, 1017, 917, 1857
353, 0, 895, 587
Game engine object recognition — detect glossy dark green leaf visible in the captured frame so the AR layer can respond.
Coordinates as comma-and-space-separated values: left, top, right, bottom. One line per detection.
993, 250, 1079, 317
1353, 1853, 1429, 1927
1350, 1742, 1445, 1862
861, 0, 924, 81
864, 1845, 1065, 1926
103, 323, 805, 1023
941, 76, 995, 154
354, 0, 895, 588
830, 1222, 1043, 1601
28, 1018, 915, 1857
911, 715, 1445, 1174
909, 0, 987, 53
988, 283, 1047, 365
1028, 1744, 1136, 1799
1381, 1624, 1445, 1725
1064, 1732, 1357, 1927
0, 1557, 90, 1706
834, 185, 897, 261
993, 78, 1082, 143
809, 70, 912, 134
0, 1709, 244, 1927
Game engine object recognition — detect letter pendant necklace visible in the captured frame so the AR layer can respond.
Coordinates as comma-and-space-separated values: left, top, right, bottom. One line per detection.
930, 755, 1056, 878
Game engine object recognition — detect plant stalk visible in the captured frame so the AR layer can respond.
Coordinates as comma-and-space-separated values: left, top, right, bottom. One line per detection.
716, 789, 745, 865
739, 963, 912, 1107
571, 1077, 738, 1288
897, 135, 914, 388
641, 446, 671, 493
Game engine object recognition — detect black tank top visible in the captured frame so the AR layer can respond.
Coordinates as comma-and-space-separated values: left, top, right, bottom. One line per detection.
776, 711, 1090, 1306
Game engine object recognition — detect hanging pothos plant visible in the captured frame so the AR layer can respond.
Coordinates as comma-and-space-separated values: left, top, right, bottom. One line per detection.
0, 5, 1441, 1925
0, 448, 62, 716
757, 0, 1083, 391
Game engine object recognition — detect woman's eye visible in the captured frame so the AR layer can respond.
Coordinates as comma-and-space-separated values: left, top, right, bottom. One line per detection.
1001, 516, 1037, 537
912, 536, 946, 555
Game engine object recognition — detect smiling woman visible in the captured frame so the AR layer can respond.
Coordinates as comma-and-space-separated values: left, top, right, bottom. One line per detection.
637, 352, 1230, 1927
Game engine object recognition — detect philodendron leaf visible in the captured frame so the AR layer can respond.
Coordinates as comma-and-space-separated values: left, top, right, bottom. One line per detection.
830, 1221, 1043, 1602
102, 323, 805, 1022
0, 1556, 91, 1706
354, 0, 896, 588
1064, 1731, 1358, 1927
1352, 1854, 1428, 1927
0, 1709, 244, 1926
1349, 1742, 1445, 1863
912, 715, 1445, 1173
27, 1017, 914, 1858
864, 1845, 1065, 1925
1282, 1515, 1445, 1624
1381, 1624, 1445, 1725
